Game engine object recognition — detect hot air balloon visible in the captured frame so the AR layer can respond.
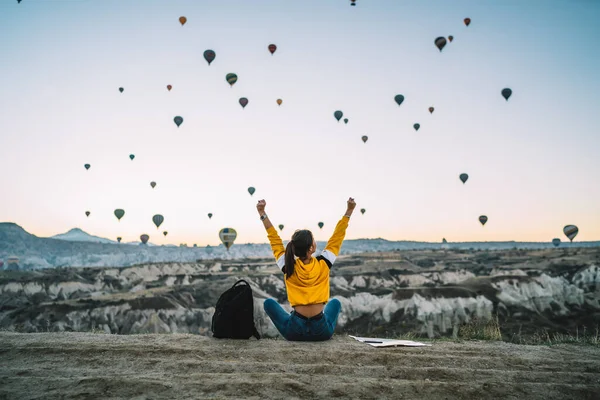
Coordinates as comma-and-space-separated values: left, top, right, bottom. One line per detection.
239, 97, 248, 108
163, 231, 168, 237
119, 87, 124, 93
360, 208, 366, 215
152, 214, 164, 229
448, 35, 454, 42
464, 18, 471, 27
208, 213, 213, 219
167, 85, 172, 91
459, 173, 469, 184
179, 16, 187, 26
140, 234, 149, 244
150, 181, 156, 189
429, 107, 434, 114
129, 154, 135, 160
226, 73, 238, 86
563, 225, 578, 242
219, 228, 237, 251
479, 215, 488, 226
413, 123, 420, 131
318, 222, 324, 229
277, 99, 282, 106
435, 37, 447, 52
204, 50, 216, 65
114, 209, 125, 221
84, 164, 90, 170
350, 0, 356, 5
501, 88, 512, 101
344, 118, 348, 124
117, 237, 122, 243
362, 135, 368, 143
248, 187, 256, 196
174, 116, 183, 127
334, 110, 343, 122
394, 94, 404, 106
552, 238, 561, 247
268, 44, 277, 55
278, 224, 284, 231
85, 211, 90, 217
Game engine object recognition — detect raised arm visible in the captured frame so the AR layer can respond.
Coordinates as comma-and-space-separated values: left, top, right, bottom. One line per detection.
257, 200, 285, 270
320, 197, 356, 267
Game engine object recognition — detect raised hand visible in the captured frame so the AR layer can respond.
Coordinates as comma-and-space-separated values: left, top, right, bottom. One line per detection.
256, 199, 266, 215
347, 197, 356, 211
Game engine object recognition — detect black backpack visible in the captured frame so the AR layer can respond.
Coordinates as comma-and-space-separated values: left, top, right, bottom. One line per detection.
211, 279, 261, 340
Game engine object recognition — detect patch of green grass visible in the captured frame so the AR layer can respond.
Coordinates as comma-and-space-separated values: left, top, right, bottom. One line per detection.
458, 315, 503, 341
509, 326, 600, 346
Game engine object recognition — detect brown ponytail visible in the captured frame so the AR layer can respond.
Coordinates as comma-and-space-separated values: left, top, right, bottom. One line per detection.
284, 242, 295, 279
284, 230, 314, 280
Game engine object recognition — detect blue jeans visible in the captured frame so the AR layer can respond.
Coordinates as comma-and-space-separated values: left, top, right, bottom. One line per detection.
263, 298, 341, 341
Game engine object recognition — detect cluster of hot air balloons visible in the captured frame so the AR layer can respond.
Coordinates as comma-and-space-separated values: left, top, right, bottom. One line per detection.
74, 9, 579, 252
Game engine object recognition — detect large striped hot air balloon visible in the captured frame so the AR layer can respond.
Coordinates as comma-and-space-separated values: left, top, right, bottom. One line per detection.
226, 73, 238, 86
152, 214, 164, 229
563, 225, 578, 242
219, 228, 237, 251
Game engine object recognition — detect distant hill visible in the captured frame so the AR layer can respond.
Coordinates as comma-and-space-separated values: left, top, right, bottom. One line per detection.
1, 222, 599, 270
52, 228, 116, 244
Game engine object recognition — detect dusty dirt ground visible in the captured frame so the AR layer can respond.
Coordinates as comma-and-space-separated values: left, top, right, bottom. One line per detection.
1, 332, 599, 400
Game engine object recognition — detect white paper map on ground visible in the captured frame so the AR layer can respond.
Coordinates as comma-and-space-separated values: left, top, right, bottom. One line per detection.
349, 335, 432, 347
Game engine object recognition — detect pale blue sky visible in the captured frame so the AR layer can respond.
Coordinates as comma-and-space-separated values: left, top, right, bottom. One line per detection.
1, 0, 599, 246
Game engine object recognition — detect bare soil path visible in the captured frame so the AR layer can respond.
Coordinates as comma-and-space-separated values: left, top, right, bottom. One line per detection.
1, 332, 599, 399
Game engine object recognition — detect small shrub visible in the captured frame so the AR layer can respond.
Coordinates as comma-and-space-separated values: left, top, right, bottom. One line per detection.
458, 315, 502, 341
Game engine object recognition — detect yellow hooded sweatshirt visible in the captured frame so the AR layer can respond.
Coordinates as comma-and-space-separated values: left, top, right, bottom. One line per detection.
266, 216, 349, 307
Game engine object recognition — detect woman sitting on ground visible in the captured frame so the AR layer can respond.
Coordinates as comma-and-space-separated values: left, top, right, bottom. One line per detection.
257, 197, 355, 341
